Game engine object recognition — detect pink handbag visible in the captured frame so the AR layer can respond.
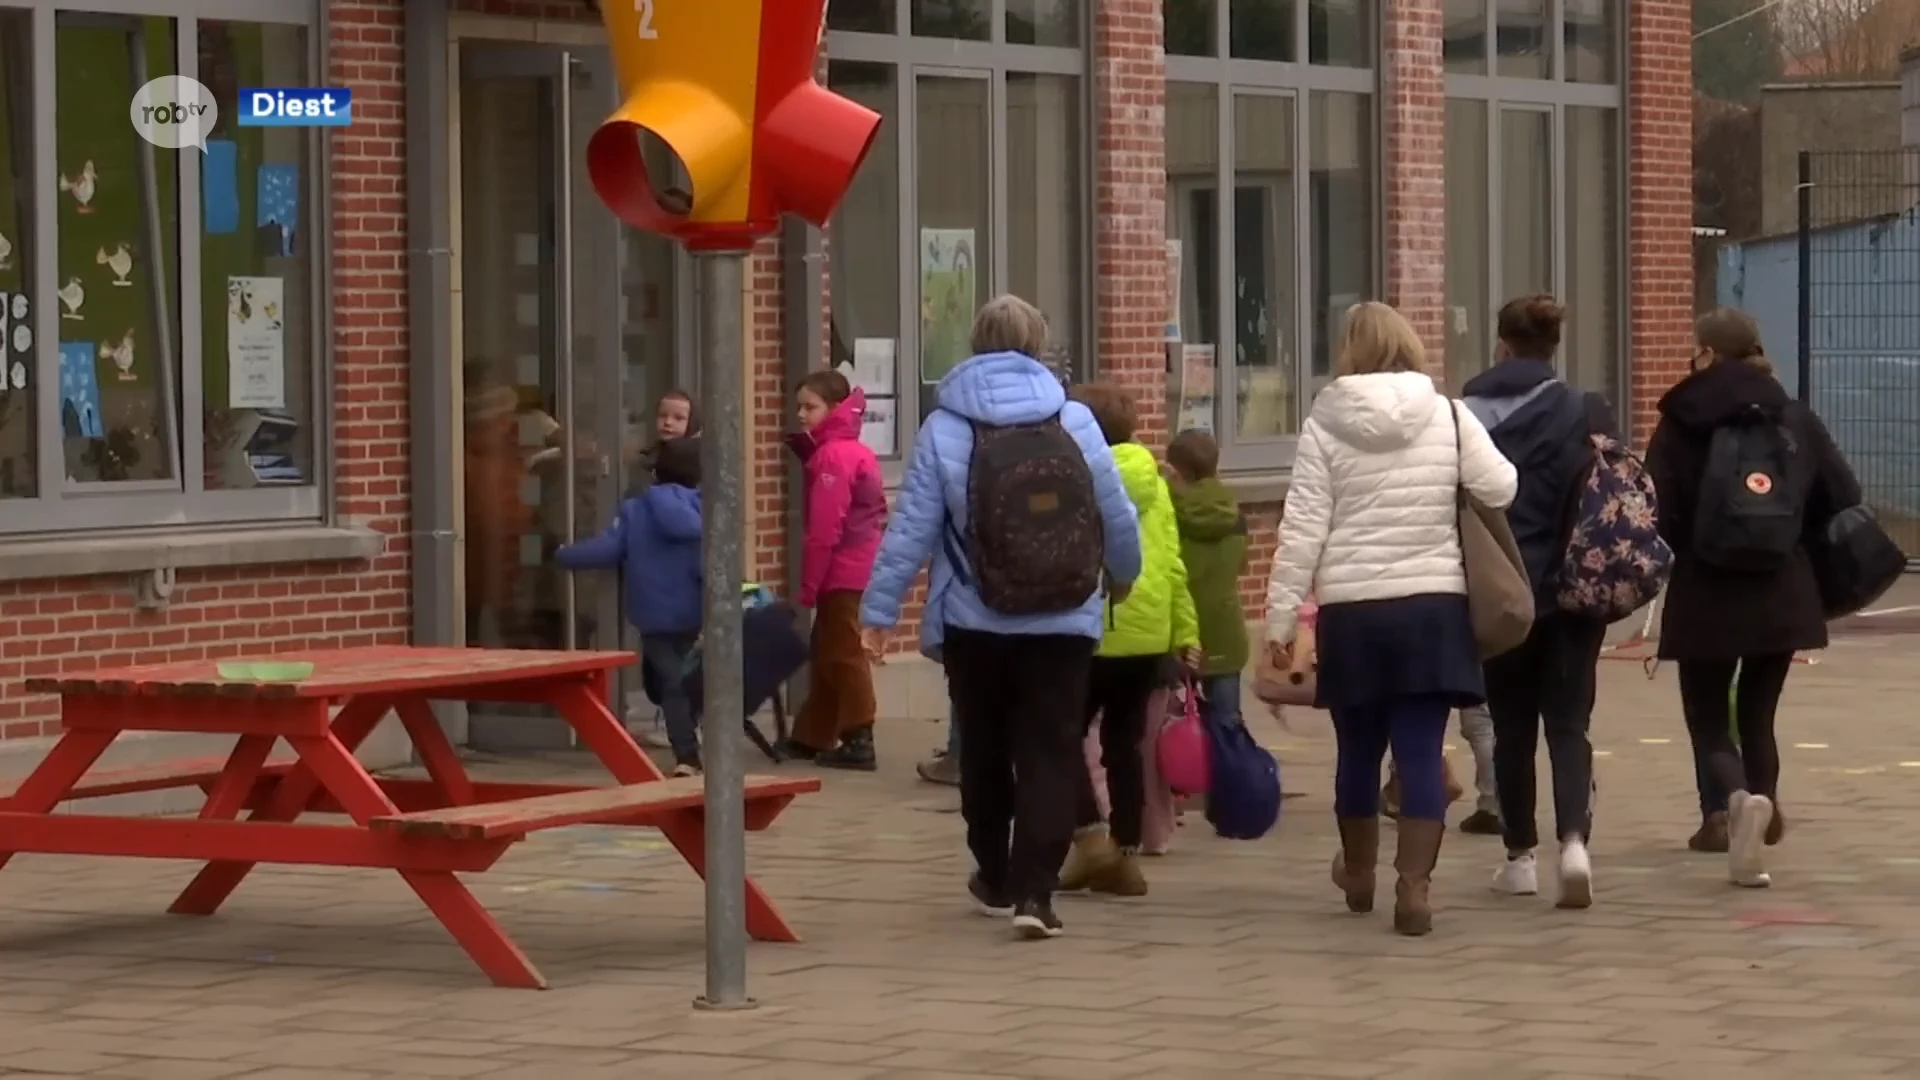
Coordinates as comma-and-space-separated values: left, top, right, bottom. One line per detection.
1155, 680, 1210, 797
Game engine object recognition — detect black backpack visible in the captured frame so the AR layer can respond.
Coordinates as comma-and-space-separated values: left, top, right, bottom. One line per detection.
1693, 405, 1806, 571
941, 414, 1104, 615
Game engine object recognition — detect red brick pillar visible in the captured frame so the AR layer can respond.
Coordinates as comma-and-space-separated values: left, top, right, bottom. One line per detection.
1379, 0, 1447, 368
1092, 0, 1170, 446
1627, 0, 1695, 445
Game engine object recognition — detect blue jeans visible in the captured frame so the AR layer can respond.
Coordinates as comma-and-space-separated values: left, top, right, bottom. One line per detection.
640, 632, 699, 762
1199, 674, 1242, 730
1330, 694, 1453, 821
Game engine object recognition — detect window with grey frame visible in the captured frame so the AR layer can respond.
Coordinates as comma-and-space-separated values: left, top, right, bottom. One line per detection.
0, 0, 324, 535
825, 0, 1089, 472
1441, 0, 1623, 404
1163, 0, 1377, 471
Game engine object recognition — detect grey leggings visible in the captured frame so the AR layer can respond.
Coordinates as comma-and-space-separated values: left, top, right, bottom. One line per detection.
1458, 704, 1497, 815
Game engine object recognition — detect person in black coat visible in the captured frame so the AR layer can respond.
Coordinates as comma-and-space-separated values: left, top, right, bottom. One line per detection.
1645, 307, 1862, 889
1462, 295, 1619, 910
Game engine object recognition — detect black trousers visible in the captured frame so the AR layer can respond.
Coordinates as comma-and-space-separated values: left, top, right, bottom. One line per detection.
1678, 653, 1793, 804
944, 626, 1095, 905
1484, 612, 1606, 852
1071, 655, 1164, 849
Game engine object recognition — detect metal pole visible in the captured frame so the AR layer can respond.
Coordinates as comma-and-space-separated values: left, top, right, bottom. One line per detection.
1796, 150, 1813, 405
693, 249, 752, 1011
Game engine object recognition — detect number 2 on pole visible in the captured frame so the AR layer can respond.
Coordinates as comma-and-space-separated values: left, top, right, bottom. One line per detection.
634, 0, 657, 39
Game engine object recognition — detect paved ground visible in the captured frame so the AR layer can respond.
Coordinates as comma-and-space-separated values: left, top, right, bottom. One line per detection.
6, 628, 1920, 1079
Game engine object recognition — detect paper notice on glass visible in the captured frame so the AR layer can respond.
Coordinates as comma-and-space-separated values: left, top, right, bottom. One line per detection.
850, 337, 897, 396
1175, 344, 1216, 434
226, 276, 286, 408
1164, 239, 1183, 343
859, 395, 897, 456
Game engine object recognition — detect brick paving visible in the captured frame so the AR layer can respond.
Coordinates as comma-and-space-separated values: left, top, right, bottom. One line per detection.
6, 632, 1920, 1079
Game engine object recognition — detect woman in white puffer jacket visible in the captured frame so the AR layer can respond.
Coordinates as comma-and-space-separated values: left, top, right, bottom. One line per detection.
1265, 302, 1517, 937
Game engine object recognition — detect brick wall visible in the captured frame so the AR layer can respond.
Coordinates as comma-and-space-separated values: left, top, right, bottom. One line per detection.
0, 0, 412, 741
1626, 0, 1696, 444
1381, 0, 1448, 367
1094, 0, 1171, 447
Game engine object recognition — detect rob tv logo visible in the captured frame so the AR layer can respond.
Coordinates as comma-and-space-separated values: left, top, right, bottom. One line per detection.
237, 87, 354, 127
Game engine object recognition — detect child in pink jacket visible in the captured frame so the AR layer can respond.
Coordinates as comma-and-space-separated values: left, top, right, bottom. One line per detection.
782, 369, 887, 770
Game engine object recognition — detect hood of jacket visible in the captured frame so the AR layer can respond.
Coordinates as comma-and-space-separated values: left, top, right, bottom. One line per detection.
1310, 370, 1443, 453
1170, 477, 1241, 542
785, 386, 867, 460
1657, 359, 1790, 431
934, 351, 1067, 425
1111, 442, 1165, 513
637, 482, 703, 539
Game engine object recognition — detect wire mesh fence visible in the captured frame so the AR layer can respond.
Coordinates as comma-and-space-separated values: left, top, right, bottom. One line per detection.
1797, 148, 1920, 562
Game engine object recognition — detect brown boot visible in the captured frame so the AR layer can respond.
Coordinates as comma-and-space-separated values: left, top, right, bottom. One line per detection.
1092, 848, 1149, 897
1392, 818, 1445, 937
1764, 805, 1786, 846
1688, 812, 1730, 853
1057, 828, 1118, 892
1331, 817, 1379, 913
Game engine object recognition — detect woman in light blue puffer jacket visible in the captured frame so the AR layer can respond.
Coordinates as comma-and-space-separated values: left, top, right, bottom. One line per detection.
858, 294, 1141, 941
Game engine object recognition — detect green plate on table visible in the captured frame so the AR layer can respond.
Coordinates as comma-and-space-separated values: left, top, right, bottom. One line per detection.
217, 661, 315, 683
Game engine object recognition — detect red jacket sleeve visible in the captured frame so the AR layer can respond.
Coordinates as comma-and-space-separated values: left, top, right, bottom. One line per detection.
800, 448, 854, 607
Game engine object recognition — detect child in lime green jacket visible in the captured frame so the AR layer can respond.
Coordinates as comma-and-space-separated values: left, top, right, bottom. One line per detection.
1057, 383, 1200, 897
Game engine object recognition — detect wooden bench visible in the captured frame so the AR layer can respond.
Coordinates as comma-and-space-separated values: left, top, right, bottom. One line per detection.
368, 774, 821, 841
3, 756, 300, 803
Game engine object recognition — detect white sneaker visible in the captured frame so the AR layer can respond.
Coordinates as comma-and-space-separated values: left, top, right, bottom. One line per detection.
1728, 792, 1774, 888
1492, 853, 1539, 895
1557, 839, 1593, 909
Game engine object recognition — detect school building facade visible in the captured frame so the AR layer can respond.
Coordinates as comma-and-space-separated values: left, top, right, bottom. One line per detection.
0, 0, 1692, 760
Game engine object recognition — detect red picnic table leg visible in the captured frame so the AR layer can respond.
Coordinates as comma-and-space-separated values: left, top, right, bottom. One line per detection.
0, 728, 117, 875
395, 698, 478, 805
169, 695, 394, 917
288, 722, 545, 990
551, 681, 805, 944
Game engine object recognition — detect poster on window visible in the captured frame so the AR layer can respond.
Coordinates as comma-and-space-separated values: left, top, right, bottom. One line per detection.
850, 337, 897, 397
1175, 344, 1216, 434
1164, 239, 1183, 343
859, 395, 897, 457
226, 276, 286, 409
918, 228, 977, 383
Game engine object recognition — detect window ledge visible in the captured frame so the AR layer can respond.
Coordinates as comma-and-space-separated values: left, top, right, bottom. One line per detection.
1225, 472, 1290, 505
0, 525, 384, 583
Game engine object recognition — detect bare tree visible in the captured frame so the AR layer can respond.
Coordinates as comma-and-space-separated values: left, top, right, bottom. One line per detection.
1775, 0, 1920, 79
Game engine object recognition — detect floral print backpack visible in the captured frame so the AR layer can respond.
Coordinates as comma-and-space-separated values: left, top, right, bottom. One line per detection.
1557, 432, 1673, 622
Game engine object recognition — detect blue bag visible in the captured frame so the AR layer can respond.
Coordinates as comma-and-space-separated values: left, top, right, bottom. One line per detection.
1202, 708, 1281, 840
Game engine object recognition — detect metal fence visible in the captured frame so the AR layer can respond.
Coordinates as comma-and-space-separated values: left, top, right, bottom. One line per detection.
1797, 148, 1920, 562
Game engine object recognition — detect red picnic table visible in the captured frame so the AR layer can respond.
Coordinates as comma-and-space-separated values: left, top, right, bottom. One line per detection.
0, 646, 819, 989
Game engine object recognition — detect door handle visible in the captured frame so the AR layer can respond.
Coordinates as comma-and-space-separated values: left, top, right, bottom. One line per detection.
599, 454, 612, 478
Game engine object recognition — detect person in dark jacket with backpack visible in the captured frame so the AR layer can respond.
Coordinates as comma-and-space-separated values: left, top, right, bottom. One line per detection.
1462, 296, 1619, 911
859, 294, 1143, 941
1646, 307, 1862, 889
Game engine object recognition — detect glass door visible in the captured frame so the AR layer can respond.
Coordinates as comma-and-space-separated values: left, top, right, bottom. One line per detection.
457, 41, 624, 748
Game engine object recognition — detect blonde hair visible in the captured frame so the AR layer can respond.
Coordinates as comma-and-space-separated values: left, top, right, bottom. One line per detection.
970, 294, 1049, 357
1694, 307, 1773, 375
1335, 301, 1427, 377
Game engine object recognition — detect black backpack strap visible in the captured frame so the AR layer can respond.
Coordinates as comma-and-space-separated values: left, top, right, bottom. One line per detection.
943, 521, 971, 586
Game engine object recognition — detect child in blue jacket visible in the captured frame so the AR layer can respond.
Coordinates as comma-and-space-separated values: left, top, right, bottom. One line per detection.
557, 436, 705, 774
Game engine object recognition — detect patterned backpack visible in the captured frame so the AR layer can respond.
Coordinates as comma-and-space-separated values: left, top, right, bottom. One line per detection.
1556, 432, 1673, 623
942, 414, 1104, 615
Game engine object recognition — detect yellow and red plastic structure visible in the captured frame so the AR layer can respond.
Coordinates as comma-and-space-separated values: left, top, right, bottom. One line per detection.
586, 0, 882, 251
